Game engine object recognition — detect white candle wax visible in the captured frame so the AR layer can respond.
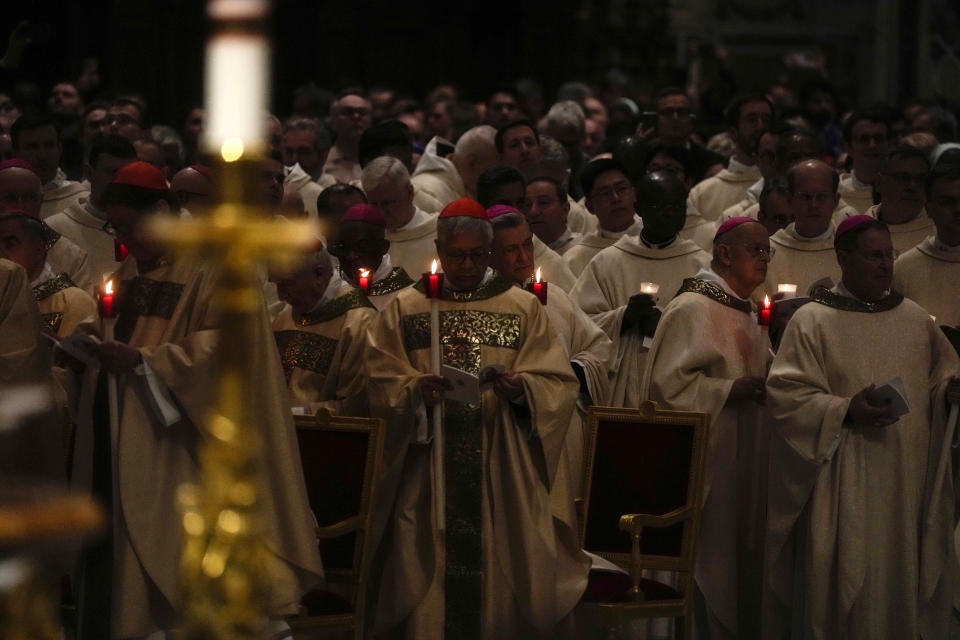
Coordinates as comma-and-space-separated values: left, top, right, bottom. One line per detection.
777, 283, 798, 298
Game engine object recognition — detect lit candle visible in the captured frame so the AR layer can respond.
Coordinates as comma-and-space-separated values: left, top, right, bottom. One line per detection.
759, 294, 772, 326
640, 281, 660, 302
357, 268, 370, 294
422, 259, 443, 299
527, 267, 548, 305
98, 279, 118, 321
114, 239, 129, 262
777, 283, 798, 298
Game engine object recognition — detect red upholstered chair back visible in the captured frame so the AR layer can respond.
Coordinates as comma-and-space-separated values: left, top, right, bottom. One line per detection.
580, 402, 708, 573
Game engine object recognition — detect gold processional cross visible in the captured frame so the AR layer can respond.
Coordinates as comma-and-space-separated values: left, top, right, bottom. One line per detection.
148, 1, 315, 637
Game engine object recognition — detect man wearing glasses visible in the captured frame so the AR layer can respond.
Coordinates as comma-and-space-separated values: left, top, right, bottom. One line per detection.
866, 144, 934, 253
838, 109, 892, 213
366, 197, 588, 640
324, 91, 372, 184
562, 157, 641, 273
765, 215, 960, 638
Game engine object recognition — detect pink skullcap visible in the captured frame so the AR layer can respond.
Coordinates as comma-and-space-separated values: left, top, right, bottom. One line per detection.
0, 158, 38, 174
714, 216, 762, 241
439, 197, 489, 221
486, 204, 520, 220
341, 203, 387, 228
835, 214, 877, 241
110, 161, 168, 191
186, 164, 211, 179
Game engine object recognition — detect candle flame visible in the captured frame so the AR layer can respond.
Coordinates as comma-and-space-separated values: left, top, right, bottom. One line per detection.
535, 267, 541, 283
763, 294, 770, 309
359, 268, 369, 278
105, 280, 114, 295
431, 259, 437, 274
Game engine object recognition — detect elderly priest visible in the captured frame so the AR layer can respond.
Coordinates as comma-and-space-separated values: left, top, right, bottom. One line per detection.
641, 216, 772, 640
365, 197, 590, 640
764, 215, 960, 639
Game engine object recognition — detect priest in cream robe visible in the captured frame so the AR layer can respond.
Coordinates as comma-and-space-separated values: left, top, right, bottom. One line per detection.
563, 158, 642, 273
11, 113, 89, 219
838, 110, 891, 213
0, 257, 50, 386
328, 203, 416, 311
0, 212, 95, 338
863, 144, 935, 254
280, 117, 337, 219
524, 176, 581, 256
362, 156, 441, 277
270, 247, 376, 413
894, 163, 960, 326
763, 160, 843, 297
571, 172, 711, 407
0, 160, 93, 293
687, 95, 772, 221
45, 135, 138, 283
366, 198, 590, 640
475, 166, 577, 292
641, 217, 772, 640
532, 134, 595, 235
487, 203, 613, 508
72, 161, 323, 638
764, 215, 960, 639
356, 119, 443, 213
643, 144, 718, 251
411, 126, 498, 208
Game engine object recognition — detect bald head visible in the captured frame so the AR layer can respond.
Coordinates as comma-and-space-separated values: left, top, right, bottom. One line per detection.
712, 219, 770, 297
787, 159, 840, 237
450, 125, 498, 198
170, 167, 213, 211
775, 131, 822, 176
0, 167, 43, 218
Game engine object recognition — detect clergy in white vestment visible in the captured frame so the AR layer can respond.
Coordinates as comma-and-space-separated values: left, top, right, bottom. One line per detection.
362, 156, 440, 278
0, 160, 92, 293
570, 172, 710, 407
328, 203, 416, 312
763, 160, 843, 297
411, 126, 498, 208
764, 215, 960, 639
863, 144, 935, 254
687, 95, 772, 221
524, 176, 581, 256
838, 110, 891, 213
11, 113, 89, 219
563, 158, 642, 273
0, 212, 96, 339
324, 92, 372, 184
365, 198, 590, 640
641, 216, 772, 640
358, 120, 443, 213
894, 163, 960, 327
71, 161, 323, 638
476, 166, 578, 292
46, 135, 138, 284
644, 144, 717, 251
0, 258, 51, 387
487, 203, 613, 511
315, 182, 368, 247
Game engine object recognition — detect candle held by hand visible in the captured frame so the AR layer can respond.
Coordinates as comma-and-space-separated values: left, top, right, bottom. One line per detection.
98, 279, 118, 319
422, 259, 443, 298
527, 266, 548, 305
758, 294, 772, 326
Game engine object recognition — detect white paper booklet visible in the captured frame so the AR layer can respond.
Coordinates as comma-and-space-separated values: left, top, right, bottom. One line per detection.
868, 376, 911, 419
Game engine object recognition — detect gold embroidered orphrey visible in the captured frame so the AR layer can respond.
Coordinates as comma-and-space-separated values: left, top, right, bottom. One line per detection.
273, 330, 338, 381
677, 277, 754, 314
811, 286, 904, 313
292, 289, 374, 326
32, 272, 75, 302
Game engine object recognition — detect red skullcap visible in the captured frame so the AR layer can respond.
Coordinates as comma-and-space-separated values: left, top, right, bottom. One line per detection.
341, 203, 387, 228
0, 158, 38, 174
835, 214, 877, 241
714, 216, 762, 241
110, 161, 168, 191
439, 197, 489, 221
186, 164, 212, 179
485, 204, 521, 220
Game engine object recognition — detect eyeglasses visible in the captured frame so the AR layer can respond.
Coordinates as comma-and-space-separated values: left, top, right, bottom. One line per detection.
646, 163, 685, 176
658, 107, 691, 119
727, 242, 775, 258
101, 220, 136, 237
106, 113, 140, 126
337, 107, 370, 118
442, 250, 491, 265
592, 182, 632, 201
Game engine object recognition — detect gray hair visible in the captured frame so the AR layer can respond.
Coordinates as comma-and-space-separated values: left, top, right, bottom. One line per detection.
538, 134, 570, 173
454, 124, 497, 160
437, 216, 493, 245
546, 100, 586, 137
361, 155, 411, 193
490, 211, 528, 232
297, 248, 334, 278
283, 117, 334, 152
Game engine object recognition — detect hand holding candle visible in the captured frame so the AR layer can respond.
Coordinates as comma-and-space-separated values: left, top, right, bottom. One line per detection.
639, 281, 660, 303
526, 267, 548, 305
422, 259, 443, 298
777, 283, 797, 299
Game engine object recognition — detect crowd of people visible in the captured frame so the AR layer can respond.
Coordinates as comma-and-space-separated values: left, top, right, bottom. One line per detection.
2, 60, 960, 640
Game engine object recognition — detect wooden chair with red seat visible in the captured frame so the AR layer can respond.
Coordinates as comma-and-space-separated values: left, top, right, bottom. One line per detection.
577, 400, 708, 639
286, 408, 385, 639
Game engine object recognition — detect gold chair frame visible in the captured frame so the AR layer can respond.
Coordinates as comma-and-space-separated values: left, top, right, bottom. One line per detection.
287, 409, 385, 639
579, 401, 709, 639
